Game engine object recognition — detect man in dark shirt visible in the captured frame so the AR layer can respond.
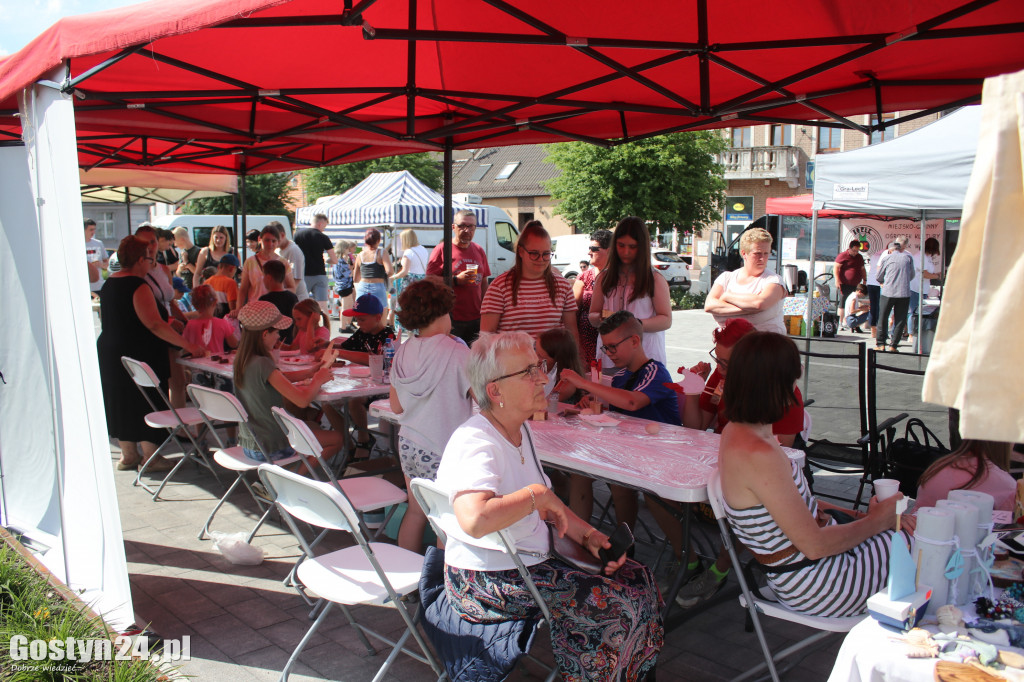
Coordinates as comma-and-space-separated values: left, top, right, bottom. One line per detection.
833, 239, 866, 312
258, 259, 298, 343
293, 213, 337, 311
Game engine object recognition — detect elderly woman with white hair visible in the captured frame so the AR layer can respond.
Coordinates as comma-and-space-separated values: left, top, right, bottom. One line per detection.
434, 331, 663, 682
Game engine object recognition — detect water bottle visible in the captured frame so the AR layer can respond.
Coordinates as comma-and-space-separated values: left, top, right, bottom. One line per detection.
382, 335, 396, 384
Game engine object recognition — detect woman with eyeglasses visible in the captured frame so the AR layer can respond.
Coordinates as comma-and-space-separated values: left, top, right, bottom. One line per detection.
588, 217, 671, 370
572, 228, 613, 364
97, 235, 207, 473
704, 227, 787, 334
480, 221, 578, 341
434, 331, 663, 681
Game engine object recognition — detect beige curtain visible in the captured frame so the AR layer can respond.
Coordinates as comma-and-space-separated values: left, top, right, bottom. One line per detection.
923, 68, 1024, 444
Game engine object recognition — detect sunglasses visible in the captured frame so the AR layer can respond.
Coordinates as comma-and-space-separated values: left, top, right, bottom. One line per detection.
588, 246, 604, 253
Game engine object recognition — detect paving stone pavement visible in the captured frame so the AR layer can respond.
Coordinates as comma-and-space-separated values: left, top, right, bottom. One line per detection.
110, 310, 945, 681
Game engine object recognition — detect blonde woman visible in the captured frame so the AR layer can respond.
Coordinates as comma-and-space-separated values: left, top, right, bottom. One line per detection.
194, 225, 236, 278
389, 229, 430, 332
332, 239, 356, 329
705, 227, 787, 334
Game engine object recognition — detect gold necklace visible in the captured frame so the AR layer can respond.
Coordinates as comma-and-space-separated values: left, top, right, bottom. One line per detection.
486, 412, 524, 464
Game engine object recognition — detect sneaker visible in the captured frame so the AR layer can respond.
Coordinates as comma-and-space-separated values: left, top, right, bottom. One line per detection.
674, 568, 726, 608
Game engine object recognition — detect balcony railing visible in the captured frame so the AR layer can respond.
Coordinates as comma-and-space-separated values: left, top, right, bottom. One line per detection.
718, 146, 801, 187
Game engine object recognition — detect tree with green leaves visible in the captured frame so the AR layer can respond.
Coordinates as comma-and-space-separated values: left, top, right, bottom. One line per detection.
543, 132, 727, 235
302, 154, 442, 203
182, 172, 292, 217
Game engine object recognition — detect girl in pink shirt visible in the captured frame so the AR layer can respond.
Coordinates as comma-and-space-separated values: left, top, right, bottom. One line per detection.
916, 440, 1015, 511
183, 285, 239, 354
282, 299, 331, 354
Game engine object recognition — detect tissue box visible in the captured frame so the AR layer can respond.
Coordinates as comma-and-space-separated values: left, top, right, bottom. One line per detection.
867, 587, 932, 631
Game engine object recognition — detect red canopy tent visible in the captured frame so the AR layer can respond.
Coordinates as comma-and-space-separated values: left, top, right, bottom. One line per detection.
2, 0, 1024, 175
766, 194, 874, 219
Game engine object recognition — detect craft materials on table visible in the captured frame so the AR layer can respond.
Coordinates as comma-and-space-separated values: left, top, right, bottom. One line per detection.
936, 499, 981, 605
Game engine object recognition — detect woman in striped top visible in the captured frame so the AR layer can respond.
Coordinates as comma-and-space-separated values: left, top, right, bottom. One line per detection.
718, 332, 914, 617
480, 221, 578, 341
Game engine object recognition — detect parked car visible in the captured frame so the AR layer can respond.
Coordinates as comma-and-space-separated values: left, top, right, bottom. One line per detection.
652, 251, 691, 289
551, 234, 594, 280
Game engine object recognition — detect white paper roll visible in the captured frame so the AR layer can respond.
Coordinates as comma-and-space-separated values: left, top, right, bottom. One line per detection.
935, 500, 980, 604
914, 507, 956, 606
947, 490, 995, 595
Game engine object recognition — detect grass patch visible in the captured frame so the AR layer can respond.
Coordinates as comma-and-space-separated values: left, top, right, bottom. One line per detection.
0, 540, 169, 681
671, 289, 707, 311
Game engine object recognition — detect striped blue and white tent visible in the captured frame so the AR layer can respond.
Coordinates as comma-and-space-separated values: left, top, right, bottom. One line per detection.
295, 170, 488, 242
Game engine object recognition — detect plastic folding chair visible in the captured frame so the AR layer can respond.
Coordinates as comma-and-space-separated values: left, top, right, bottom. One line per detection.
121, 356, 219, 500
705, 470, 864, 682
258, 464, 443, 682
410, 478, 558, 682
187, 383, 302, 542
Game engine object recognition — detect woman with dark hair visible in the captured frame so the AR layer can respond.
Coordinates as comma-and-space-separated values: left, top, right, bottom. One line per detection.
236, 225, 297, 309
97, 235, 206, 472
588, 217, 671, 369
390, 276, 473, 552
718, 332, 912, 617
916, 440, 1015, 511
480, 221, 578, 340
572, 228, 612, 364
908, 236, 943, 346
353, 227, 394, 320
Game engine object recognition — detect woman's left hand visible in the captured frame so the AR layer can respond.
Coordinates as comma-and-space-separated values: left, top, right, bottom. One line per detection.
585, 530, 628, 575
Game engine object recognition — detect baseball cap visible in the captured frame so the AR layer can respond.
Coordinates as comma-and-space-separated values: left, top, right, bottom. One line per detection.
172, 277, 189, 293
220, 254, 240, 268
343, 293, 384, 317
237, 301, 293, 331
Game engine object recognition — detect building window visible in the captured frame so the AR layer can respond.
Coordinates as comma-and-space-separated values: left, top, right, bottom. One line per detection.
770, 124, 792, 146
495, 162, 520, 180
96, 211, 117, 239
869, 113, 895, 145
817, 125, 842, 153
467, 164, 491, 182
730, 127, 752, 148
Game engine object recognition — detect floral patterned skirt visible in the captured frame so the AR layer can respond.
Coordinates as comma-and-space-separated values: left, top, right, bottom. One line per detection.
445, 558, 663, 681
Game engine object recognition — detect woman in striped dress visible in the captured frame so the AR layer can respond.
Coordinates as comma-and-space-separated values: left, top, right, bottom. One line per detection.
718, 331, 914, 617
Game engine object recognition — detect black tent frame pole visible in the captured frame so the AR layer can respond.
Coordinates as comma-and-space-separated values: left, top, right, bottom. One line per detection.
239, 157, 248, 263
443, 142, 453, 286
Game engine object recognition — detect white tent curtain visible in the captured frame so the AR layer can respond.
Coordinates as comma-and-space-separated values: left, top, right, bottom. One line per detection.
0, 67, 132, 628
923, 69, 1024, 444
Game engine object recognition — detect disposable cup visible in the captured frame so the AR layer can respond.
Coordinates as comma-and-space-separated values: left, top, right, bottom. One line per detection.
873, 478, 900, 501
368, 354, 384, 383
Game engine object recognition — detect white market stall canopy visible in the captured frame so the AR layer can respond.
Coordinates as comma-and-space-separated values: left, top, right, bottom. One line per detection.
812, 106, 981, 218
79, 168, 238, 204
296, 171, 488, 240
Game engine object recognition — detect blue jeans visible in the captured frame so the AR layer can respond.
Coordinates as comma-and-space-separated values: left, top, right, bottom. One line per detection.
243, 445, 296, 462
356, 281, 389, 310
306, 274, 329, 302
907, 290, 921, 335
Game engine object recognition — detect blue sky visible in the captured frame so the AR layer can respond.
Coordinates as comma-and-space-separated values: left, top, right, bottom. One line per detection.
0, 0, 140, 57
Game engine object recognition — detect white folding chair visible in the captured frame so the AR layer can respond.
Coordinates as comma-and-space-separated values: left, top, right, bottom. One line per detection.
410, 478, 558, 682
187, 383, 302, 542
258, 464, 443, 682
705, 470, 864, 682
121, 356, 220, 500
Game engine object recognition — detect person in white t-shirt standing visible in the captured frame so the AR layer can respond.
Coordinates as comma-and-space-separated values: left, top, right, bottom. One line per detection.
85, 219, 109, 298
705, 227, 787, 334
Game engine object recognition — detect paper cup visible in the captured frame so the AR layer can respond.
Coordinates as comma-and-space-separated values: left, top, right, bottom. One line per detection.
873, 478, 899, 501
368, 354, 384, 383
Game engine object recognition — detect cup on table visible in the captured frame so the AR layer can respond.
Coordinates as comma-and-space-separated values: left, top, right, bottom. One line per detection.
368, 354, 384, 383
465, 263, 478, 284
873, 478, 900, 501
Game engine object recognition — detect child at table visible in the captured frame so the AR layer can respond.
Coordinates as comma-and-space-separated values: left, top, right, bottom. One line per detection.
259, 259, 298, 344
536, 327, 586, 404
184, 285, 240, 441
388, 277, 472, 552
282, 299, 330, 354
233, 301, 344, 465
332, 294, 396, 455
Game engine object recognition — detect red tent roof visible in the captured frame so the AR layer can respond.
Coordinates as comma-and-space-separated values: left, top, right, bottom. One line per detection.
2, 0, 1023, 174
765, 194, 868, 218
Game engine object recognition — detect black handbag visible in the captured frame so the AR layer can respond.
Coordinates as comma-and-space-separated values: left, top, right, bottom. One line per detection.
884, 418, 949, 497
548, 525, 603, 574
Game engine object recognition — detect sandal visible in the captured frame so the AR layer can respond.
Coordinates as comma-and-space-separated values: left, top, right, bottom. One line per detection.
116, 459, 140, 471
140, 456, 176, 473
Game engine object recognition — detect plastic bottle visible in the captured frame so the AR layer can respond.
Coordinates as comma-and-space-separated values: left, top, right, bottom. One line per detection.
382, 335, 396, 384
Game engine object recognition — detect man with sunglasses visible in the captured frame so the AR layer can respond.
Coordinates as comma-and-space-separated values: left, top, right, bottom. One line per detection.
427, 209, 490, 344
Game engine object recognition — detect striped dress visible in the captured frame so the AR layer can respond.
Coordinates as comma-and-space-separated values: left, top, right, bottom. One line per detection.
725, 458, 908, 617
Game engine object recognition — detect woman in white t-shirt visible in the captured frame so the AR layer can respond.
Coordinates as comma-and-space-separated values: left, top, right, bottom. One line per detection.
705, 227, 787, 333
390, 229, 431, 334
434, 332, 663, 681
588, 216, 672, 369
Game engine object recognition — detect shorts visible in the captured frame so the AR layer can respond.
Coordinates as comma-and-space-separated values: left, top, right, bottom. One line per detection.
306, 275, 329, 302
243, 445, 297, 462
356, 281, 389, 311
398, 436, 441, 480
192, 371, 234, 394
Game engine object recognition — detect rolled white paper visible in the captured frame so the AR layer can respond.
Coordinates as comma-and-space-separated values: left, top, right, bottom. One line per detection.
914, 507, 956, 606
935, 500, 980, 604
947, 489, 995, 595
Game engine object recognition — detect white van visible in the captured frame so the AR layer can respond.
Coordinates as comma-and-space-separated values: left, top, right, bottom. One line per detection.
551, 233, 593, 279
150, 214, 292, 249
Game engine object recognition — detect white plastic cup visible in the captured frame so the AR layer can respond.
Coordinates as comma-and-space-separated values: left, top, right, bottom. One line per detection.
368, 354, 384, 383
873, 478, 900, 501
465, 263, 479, 284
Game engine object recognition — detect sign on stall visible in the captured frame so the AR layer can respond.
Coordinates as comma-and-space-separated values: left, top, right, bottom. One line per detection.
781, 237, 798, 260
833, 183, 869, 200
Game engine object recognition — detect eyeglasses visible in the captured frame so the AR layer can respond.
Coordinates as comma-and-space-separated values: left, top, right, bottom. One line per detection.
709, 349, 728, 369
455, 223, 476, 229
490, 360, 547, 383
588, 246, 604, 253
600, 335, 637, 355
522, 249, 553, 262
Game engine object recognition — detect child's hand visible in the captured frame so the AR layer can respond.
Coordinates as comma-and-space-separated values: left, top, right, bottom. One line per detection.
311, 367, 333, 386
320, 347, 338, 368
